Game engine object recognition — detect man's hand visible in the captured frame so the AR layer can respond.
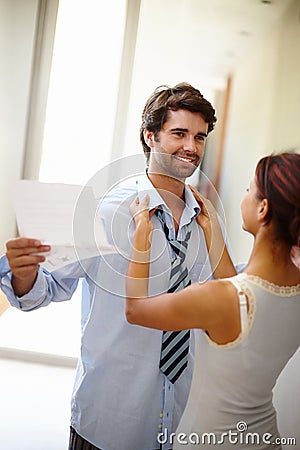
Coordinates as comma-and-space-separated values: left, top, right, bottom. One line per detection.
6, 238, 51, 296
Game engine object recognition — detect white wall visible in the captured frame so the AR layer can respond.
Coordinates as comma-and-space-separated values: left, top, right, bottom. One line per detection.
270, 0, 300, 152
220, 0, 300, 265
0, 0, 39, 253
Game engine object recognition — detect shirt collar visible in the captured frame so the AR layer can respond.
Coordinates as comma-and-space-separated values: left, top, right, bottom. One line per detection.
183, 184, 201, 219
136, 171, 200, 223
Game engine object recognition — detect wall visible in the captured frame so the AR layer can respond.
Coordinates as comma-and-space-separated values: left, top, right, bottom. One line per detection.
219, 0, 300, 443
219, 0, 300, 265
0, 0, 39, 253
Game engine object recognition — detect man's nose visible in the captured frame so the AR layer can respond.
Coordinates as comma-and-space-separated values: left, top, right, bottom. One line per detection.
183, 135, 196, 152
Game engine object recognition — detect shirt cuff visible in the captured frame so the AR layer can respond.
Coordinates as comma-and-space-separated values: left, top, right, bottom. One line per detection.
0, 265, 47, 310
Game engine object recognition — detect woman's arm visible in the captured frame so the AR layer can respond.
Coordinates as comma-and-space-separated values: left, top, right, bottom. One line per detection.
126, 195, 153, 300
189, 186, 236, 279
126, 196, 240, 343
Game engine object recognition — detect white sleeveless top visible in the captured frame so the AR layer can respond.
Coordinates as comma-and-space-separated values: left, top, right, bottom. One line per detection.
173, 273, 300, 450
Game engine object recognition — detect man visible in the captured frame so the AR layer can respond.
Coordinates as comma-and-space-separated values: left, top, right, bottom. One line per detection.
0, 83, 220, 450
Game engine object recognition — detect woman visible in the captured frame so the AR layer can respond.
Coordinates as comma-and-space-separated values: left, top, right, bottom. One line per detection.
126, 152, 300, 449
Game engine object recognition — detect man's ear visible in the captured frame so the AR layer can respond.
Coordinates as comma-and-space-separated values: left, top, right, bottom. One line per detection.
143, 130, 154, 148
258, 198, 269, 222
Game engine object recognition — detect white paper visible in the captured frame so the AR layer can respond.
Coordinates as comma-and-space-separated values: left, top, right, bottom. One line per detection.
14, 180, 115, 271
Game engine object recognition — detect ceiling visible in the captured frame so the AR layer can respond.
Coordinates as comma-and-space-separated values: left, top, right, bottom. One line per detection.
137, 0, 295, 90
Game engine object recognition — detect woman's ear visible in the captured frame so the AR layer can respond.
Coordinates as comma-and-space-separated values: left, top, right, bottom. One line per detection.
143, 130, 154, 148
258, 198, 269, 222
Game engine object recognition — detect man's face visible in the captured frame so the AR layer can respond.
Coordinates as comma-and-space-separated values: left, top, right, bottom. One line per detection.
145, 109, 208, 180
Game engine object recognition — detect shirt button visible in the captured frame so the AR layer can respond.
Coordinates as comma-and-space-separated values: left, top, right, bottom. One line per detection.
168, 224, 173, 229
158, 424, 162, 429
159, 413, 163, 418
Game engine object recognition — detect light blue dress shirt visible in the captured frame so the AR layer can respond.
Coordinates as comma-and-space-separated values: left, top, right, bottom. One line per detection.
0, 174, 216, 450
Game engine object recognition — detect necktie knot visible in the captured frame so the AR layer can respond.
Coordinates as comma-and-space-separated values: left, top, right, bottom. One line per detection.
155, 208, 192, 248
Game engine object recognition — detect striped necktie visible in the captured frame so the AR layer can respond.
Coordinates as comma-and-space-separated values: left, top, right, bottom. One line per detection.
156, 209, 192, 384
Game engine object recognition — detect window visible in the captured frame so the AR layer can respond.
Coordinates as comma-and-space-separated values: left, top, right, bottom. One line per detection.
39, 0, 126, 185
0, 0, 127, 358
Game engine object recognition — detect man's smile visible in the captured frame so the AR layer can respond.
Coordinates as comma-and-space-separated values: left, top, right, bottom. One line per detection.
173, 153, 199, 165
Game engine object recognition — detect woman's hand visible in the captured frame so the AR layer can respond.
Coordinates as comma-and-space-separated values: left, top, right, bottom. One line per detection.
130, 195, 156, 234
188, 185, 217, 231
189, 185, 236, 279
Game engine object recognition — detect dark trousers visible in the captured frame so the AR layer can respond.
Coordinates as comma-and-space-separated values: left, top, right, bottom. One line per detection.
68, 426, 166, 450
68, 427, 101, 450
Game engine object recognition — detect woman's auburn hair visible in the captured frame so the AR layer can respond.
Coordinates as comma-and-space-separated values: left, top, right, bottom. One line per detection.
255, 151, 300, 247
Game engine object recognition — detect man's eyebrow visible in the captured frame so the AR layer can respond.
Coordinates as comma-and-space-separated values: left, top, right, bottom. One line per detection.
169, 127, 188, 133
169, 127, 207, 137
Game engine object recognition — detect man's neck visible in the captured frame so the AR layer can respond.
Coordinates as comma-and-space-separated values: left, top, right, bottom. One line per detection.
147, 170, 186, 200
147, 171, 186, 232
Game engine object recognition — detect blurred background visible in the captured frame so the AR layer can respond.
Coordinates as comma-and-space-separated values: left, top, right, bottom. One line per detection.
0, 0, 299, 448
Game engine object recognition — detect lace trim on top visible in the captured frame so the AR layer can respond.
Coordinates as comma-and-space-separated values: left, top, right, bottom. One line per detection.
236, 273, 300, 297
204, 275, 256, 350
